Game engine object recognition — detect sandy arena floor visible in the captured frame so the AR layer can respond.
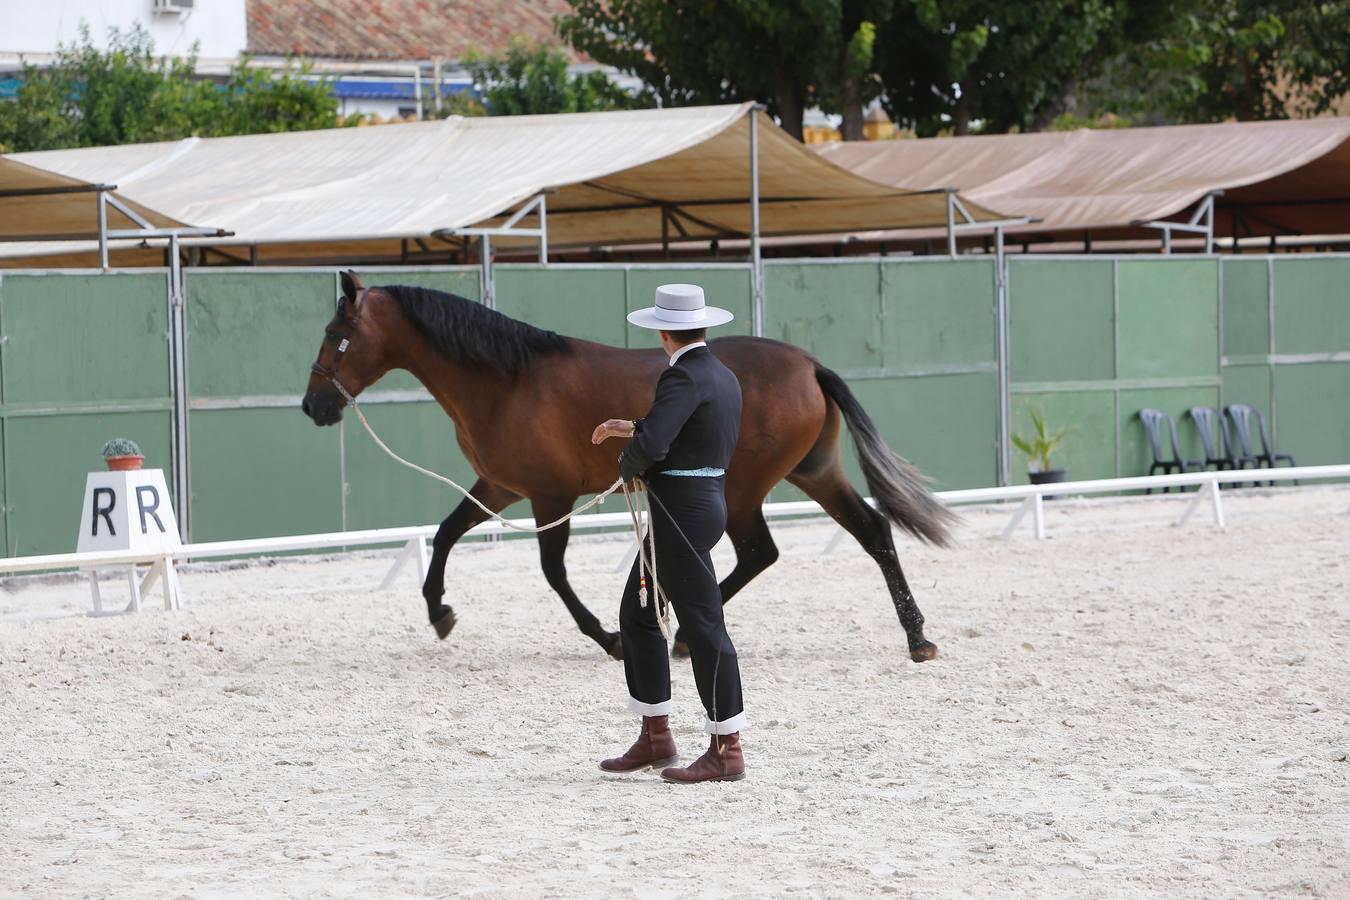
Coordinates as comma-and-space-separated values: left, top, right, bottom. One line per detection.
3, 485, 1349, 898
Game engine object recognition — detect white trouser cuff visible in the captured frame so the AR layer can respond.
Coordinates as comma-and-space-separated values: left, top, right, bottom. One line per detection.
704, 711, 747, 735
628, 696, 673, 717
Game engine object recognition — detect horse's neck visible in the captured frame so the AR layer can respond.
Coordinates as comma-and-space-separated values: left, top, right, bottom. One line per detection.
397, 338, 510, 435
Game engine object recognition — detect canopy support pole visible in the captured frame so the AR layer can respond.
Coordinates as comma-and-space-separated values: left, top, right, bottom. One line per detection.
97, 190, 109, 271
749, 105, 764, 337
1134, 191, 1221, 255
995, 225, 1011, 487
946, 191, 957, 258
168, 232, 191, 541
480, 235, 494, 309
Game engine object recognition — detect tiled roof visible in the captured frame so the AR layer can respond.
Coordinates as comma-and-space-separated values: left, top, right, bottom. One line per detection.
246, 0, 580, 61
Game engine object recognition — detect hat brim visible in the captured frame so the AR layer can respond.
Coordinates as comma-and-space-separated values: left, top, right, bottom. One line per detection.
626, 305, 735, 331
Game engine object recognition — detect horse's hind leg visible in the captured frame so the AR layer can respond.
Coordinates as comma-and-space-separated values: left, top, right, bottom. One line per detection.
423, 479, 520, 639
789, 468, 938, 663
532, 495, 623, 660
672, 506, 779, 659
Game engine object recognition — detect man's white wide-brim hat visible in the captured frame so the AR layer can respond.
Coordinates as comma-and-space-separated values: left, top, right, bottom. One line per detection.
626, 283, 735, 331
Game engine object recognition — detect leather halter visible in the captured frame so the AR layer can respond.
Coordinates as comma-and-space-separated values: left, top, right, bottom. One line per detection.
310, 288, 365, 404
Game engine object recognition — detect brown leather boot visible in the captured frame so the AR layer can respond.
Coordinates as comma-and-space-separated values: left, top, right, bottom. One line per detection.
660, 732, 745, 783
599, 716, 678, 772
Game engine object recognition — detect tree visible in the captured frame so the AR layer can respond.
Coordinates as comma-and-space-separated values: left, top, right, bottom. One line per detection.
460, 39, 647, 116
0, 25, 343, 153
876, 0, 1186, 136
1095, 0, 1350, 122
558, 0, 897, 140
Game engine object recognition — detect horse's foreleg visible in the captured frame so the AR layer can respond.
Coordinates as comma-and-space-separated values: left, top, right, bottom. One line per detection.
791, 470, 938, 663
423, 479, 520, 639
672, 507, 779, 659
532, 496, 623, 660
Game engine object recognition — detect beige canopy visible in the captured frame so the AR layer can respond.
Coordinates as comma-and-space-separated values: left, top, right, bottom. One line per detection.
2, 104, 1008, 267
0, 156, 185, 242
815, 117, 1350, 246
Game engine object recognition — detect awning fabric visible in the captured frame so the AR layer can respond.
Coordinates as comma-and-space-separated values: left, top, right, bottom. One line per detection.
2, 104, 1006, 266
814, 117, 1350, 241
0, 156, 184, 242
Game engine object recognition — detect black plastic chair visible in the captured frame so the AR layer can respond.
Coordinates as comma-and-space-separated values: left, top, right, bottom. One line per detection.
1225, 403, 1297, 486
1189, 405, 1260, 485
1138, 408, 1204, 493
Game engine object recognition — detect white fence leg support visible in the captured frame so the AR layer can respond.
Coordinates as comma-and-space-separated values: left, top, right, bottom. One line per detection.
1001, 496, 1035, 540
380, 537, 427, 590
161, 556, 183, 610
89, 573, 104, 615
823, 526, 849, 554
1175, 478, 1221, 529
1208, 480, 1226, 530
615, 539, 640, 574
1032, 493, 1047, 540
125, 567, 142, 614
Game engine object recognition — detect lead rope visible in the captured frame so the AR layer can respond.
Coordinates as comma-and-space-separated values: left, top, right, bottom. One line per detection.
339, 385, 624, 532
621, 480, 673, 642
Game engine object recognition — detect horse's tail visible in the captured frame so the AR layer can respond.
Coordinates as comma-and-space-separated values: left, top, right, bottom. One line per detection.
814, 365, 957, 548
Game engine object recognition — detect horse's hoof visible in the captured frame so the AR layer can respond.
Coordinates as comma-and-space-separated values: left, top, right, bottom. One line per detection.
431, 609, 457, 640
909, 640, 939, 662
604, 632, 624, 661
671, 640, 691, 659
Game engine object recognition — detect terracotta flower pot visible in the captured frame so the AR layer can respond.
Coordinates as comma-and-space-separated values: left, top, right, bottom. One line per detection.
105, 455, 145, 471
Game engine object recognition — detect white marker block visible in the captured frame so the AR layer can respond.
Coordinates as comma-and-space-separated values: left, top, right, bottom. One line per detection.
76, 469, 181, 554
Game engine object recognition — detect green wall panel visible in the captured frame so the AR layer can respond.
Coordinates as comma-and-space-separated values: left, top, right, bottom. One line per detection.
0, 419, 6, 556
1273, 363, 1350, 465
1009, 390, 1117, 483
3, 412, 173, 556
764, 263, 883, 373
625, 268, 753, 349
342, 401, 478, 530
1118, 386, 1220, 476
496, 266, 628, 347
1273, 257, 1350, 355
1, 273, 170, 404
188, 271, 334, 397
1117, 259, 1219, 380
1008, 259, 1114, 383
882, 260, 996, 369
189, 407, 341, 541
1221, 259, 1270, 358
846, 373, 998, 491
1221, 364, 1272, 419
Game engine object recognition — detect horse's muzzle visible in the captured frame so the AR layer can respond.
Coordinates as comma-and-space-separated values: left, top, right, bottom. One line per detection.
301, 388, 344, 426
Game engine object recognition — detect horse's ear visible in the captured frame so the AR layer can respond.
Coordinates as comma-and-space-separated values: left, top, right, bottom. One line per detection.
340, 270, 363, 301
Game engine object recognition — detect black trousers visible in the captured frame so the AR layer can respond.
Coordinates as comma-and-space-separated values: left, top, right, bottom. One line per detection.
620, 474, 745, 733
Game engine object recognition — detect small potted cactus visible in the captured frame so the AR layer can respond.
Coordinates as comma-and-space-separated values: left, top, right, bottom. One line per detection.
101, 438, 144, 472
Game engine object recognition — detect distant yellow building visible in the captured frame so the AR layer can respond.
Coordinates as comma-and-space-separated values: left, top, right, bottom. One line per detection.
802, 106, 898, 143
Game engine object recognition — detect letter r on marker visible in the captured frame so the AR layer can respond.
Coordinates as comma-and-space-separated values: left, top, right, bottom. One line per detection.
92, 487, 116, 536
136, 486, 166, 534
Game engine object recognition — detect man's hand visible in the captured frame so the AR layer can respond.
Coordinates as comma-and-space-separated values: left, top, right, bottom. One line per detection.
592, 418, 635, 444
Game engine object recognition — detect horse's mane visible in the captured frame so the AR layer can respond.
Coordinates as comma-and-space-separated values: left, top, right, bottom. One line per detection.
379, 284, 571, 374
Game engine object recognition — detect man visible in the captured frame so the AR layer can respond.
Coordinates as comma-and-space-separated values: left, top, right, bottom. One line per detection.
590, 283, 746, 784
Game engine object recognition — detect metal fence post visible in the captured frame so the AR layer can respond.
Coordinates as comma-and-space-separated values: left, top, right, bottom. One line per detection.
168, 235, 192, 542
749, 105, 764, 337
995, 226, 1011, 487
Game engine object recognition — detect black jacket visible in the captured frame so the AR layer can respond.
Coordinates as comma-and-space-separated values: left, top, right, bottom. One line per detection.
619, 346, 743, 482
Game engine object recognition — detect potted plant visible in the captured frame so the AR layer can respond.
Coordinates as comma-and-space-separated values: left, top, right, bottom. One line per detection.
1013, 409, 1073, 485
101, 438, 144, 471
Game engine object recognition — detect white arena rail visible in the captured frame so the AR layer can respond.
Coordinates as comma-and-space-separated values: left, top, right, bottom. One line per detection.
1, 464, 1347, 615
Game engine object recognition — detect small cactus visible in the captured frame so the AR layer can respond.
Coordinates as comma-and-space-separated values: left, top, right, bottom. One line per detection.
100, 438, 143, 460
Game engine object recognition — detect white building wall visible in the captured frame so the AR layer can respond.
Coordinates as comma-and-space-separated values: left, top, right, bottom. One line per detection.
0, 0, 247, 60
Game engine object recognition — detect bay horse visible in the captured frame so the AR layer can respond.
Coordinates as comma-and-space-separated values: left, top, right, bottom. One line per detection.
302, 271, 954, 663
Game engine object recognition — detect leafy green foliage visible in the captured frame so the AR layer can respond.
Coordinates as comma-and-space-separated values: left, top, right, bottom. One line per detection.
1085, 0, 1350, 122
558, 0, 894, 139
0, 25, 342, 153
1012, 408, 1074, 473
100, 438, 143, 460
458, 39, 649, 117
